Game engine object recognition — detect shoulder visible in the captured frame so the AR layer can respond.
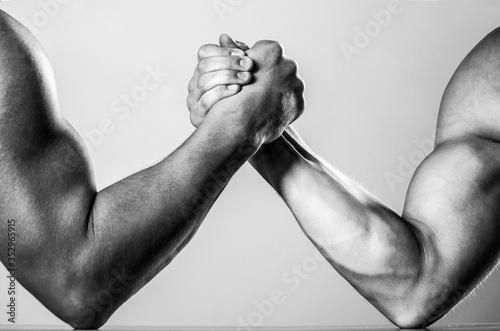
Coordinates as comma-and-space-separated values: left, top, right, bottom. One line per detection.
437, 27, 500, 144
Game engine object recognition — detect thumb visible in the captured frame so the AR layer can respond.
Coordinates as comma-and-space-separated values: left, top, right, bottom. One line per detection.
219, 33, 249, 51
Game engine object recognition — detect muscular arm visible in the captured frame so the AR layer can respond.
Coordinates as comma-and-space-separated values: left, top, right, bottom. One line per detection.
0, 12, 271, 329
190, 30, 500, 328
249, 29, 500, 327
17, 116, 257, 329
250, 129, 500, 327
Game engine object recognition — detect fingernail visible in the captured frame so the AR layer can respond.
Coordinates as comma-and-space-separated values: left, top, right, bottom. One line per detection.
240, 57, 252, 69
228, 84, 239, 91
236, 41, 249, 50
231, 50, 245, 56
238, 72, 249, 80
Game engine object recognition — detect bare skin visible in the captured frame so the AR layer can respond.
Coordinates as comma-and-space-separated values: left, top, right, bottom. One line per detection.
0, 10, 304, 329
188, 29, 500, 328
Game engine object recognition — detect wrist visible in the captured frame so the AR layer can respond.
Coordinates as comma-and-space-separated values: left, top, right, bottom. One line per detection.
250, 135, 297, 175
250, 135, 312, 195
198, 110, 262, 155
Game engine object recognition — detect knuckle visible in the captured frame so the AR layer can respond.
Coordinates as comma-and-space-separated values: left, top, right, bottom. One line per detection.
282, 58, 298, 74
197, 74, 207, 89
213, 86, 228, 102
262, 41, 284, 63
210, 87, 222, 101
213, 85, 223, 95
294, 77, 305, 97
223, 70, 235, 80
215, 85, 227, 97
197, 46, 206, 59
298, 80, 305, 94
269, 41, 284, 57
213, 70, 232, 84
254, 39, 266, 47
221, 46, 234, 56
223, 57, 232, 70
199, 95, 209, 111
188, 77, 195, 92
190, 112, 200, 127
270, 40, 282, 49
197, 58, 208, 73
255, 40, 283, 53
197, 44, 212, 59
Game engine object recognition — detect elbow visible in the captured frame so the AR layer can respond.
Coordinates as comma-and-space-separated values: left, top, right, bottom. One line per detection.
64, 315, 107, 330
48, 265, 123, 329
54, 251, 137, 329
383, 294, 450, 329
62, 309, 109, 330
54, 287, 111, 330
15, 267, 113, 329
390, 312, 434, 330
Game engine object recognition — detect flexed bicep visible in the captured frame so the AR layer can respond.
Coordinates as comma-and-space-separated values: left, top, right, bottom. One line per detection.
398, 136, 500, 325
398, 27, 500, 325
247, 25, 500, 329
0, 8, 97, 320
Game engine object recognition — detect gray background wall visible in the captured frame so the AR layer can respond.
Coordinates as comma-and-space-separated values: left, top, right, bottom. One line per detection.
1, 0, 500, 327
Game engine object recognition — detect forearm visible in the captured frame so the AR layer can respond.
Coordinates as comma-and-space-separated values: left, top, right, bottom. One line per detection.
51, 114, 257, 328
250, 130, 424, 321
93, 118, 254, 265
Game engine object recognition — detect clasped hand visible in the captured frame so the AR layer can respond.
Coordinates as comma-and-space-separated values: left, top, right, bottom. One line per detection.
187, 34, 305, 147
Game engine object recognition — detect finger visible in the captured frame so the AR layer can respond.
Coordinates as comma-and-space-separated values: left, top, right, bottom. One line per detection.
188, 75, 196, 93
188, 56, 252, 93
189, 111, 203, 128
198, 44, 245, 60
197, 85, 242, 115
196, 55, 254, 75
219, 34, 249, 51
189, 85, 241, 127
190, 69, 252, 103
235, 40, 249, 51
187, 55, 252, 93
